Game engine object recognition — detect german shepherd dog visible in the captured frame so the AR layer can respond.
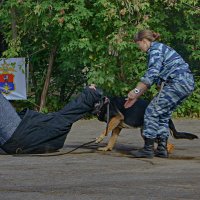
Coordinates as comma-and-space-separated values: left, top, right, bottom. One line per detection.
93, 96, 198, 153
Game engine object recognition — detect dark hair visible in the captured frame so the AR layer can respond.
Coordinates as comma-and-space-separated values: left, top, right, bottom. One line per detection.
134, 30, 160, 42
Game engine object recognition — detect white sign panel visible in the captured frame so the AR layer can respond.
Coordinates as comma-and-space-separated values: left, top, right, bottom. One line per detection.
0, 58, 27, 100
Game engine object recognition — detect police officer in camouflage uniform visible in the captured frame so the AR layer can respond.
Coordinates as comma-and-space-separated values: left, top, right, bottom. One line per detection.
124, 29, 194, 158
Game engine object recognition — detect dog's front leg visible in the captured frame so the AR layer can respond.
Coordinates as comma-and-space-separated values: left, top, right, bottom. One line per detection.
96, 115, 123, 143
98, 127, 122, 151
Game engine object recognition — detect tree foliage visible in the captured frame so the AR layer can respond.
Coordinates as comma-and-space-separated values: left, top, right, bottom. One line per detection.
0, 0, 199, 116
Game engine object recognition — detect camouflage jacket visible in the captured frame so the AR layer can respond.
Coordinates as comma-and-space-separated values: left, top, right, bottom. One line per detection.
140, 42, 192, 86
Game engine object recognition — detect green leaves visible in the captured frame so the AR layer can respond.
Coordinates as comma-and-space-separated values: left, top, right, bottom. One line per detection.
0, 0, 199, 116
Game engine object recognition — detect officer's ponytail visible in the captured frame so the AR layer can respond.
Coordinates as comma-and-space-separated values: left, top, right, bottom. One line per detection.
134, 30, 160, 42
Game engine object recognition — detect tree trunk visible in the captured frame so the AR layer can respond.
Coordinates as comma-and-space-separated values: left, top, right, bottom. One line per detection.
59, 83, 66, 103
11, 7, 17, 40
39, 47, 57, 111
29, 62, 40, 108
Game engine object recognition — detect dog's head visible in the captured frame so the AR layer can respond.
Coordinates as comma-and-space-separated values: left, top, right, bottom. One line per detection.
92, 96, 110, 121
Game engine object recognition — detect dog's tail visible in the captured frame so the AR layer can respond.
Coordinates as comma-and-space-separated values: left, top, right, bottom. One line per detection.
169, 119, 198, 140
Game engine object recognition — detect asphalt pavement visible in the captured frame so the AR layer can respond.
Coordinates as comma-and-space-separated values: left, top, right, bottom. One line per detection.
0, 119, 199, 200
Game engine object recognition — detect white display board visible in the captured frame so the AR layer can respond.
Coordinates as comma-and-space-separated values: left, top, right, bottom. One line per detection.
0, 58, 27, 100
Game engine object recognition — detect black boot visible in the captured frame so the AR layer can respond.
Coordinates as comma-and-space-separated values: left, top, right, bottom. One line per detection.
131, 138, 154, 158
155, 137, 168, 158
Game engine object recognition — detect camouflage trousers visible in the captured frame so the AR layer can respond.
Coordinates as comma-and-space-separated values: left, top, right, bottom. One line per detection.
143, 72, 194, 139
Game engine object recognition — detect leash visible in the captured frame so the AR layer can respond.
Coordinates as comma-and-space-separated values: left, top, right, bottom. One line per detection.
14, 139, 96, 157
105, 98, 110, 135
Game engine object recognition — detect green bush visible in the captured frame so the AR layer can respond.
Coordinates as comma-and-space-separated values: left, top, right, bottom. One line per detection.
0, 0, 199, 117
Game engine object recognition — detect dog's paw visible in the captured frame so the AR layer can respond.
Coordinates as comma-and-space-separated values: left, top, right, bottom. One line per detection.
97, 147, 112, 151
167, 143, 175, 154
95, 136, 104, 143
